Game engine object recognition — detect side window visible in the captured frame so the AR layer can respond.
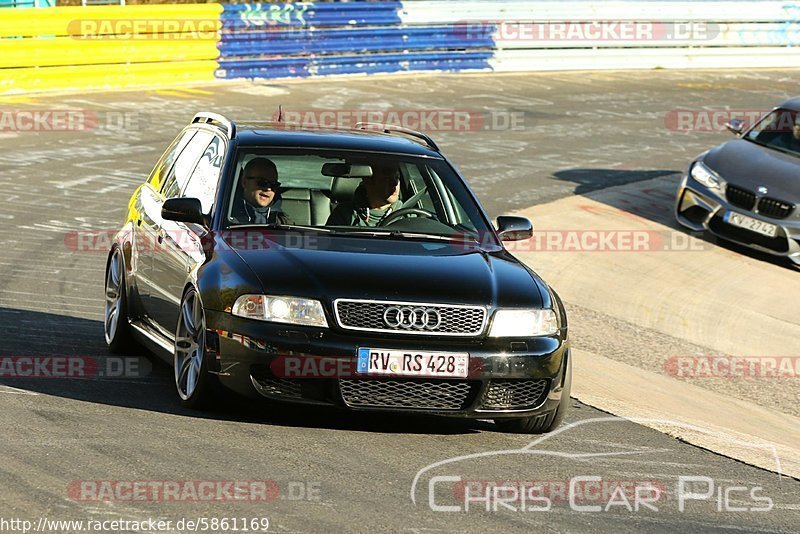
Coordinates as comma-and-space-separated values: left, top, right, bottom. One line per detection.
182, 136, 224, 213
147, 130, 195, 190
161, 131, 214, 199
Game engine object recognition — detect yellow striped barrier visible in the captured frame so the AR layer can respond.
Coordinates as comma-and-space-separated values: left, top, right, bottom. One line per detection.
0, 4, 222, 94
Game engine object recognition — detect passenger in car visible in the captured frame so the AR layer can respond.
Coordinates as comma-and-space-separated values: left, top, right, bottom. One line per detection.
326, 163, 402, 226
230, 157, 293, 225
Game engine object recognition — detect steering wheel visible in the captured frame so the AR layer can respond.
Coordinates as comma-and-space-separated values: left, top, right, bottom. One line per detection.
378, 207, 435, 226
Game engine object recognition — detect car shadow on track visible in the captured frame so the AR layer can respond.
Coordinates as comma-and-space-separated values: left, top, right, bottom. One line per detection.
552, 168, 799, 271
553, 168, 680, 197
0, 307, 488, 435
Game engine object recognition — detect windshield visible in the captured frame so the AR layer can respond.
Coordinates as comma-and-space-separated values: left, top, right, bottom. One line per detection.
223, 149, 493, 242
744, 108, 800, 157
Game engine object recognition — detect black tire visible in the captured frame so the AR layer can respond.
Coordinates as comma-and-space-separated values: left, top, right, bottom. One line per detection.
104, 248, 135, 354
174, 287, 217, 409
495, 355, 572, 434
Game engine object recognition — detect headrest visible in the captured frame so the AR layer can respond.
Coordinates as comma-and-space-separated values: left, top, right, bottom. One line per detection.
331, 177, 361, 203
281, 188, 311, 201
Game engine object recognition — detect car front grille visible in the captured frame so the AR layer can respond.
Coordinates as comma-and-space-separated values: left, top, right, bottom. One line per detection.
339, 378, 476, 410
757, 197, 794, 219
481, 379, 550, 409
334, 299, 486, 336
726, 184, 756, 210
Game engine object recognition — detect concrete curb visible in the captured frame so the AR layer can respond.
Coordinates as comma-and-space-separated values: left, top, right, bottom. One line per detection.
571, 348, 800, 480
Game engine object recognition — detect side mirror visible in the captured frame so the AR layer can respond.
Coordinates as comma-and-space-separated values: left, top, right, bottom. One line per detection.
496, 215, 533, 242
162, 197, 207, 227
725, 118, 744, 135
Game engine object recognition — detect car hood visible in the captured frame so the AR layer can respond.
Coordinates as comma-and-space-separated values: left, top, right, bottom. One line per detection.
221, 233, 547, 309
703, 139, 800, 201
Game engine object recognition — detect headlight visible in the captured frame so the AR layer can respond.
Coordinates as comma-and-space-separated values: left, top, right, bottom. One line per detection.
488, 309, 559, 337
232, 295, 328, 328
690, 162, 720, 189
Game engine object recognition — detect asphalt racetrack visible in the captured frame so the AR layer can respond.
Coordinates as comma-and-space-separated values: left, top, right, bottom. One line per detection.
0, 69, 798, 532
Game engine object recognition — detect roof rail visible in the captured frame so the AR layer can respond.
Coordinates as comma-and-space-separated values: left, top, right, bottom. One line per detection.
192, 112, 236, 138
354, 122, 439, 152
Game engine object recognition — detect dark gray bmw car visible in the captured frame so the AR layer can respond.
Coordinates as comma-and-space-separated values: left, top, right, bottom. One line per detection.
675, 99, 800, 265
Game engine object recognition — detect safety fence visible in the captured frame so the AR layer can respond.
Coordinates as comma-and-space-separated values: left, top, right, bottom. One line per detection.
0, 4, 221, 94
218, 1, 800, 79
2, 1, 800, 94
216, 2, 493, 79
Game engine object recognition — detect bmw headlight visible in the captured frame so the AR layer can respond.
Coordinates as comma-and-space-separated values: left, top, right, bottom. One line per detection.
232, 295, 328, 328
690, 162, 721, 189
488, 309, 559, 337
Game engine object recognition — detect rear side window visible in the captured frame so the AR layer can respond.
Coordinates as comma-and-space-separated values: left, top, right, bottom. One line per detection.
183, 136, 224, 213
147, 130, 195, 190
161, 131, 213, 199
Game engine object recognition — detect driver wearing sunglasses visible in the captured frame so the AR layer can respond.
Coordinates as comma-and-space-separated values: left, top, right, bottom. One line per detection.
231, 157, 293, 225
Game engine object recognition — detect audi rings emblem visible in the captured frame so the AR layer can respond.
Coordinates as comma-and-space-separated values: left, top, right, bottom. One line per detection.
383, 306, 442, 330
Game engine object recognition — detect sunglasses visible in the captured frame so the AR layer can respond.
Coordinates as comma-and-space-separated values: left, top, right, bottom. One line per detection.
245, 176, 281, 189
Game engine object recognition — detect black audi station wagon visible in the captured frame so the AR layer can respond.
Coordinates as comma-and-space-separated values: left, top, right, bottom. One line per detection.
104, 113, 571, 433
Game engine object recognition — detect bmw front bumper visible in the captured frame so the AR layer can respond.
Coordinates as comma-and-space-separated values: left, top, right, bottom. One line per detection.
675, 173, 800, 264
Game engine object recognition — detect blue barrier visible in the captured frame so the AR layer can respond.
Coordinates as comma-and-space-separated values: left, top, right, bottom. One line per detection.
219, 26, 495, 56
222, 2, 403, 29
217, 51, 494, 79
216, 2, 493, 80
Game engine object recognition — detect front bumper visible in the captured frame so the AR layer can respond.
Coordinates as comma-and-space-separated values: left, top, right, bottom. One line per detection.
675, 174, 800, 264
205, 309, 569, 419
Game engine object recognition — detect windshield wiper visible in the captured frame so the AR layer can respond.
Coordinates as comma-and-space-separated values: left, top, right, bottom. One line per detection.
764, 144, 800, 158
329, 228, 479, 243
228, 223, 334, 233
745, 138, 800, 158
